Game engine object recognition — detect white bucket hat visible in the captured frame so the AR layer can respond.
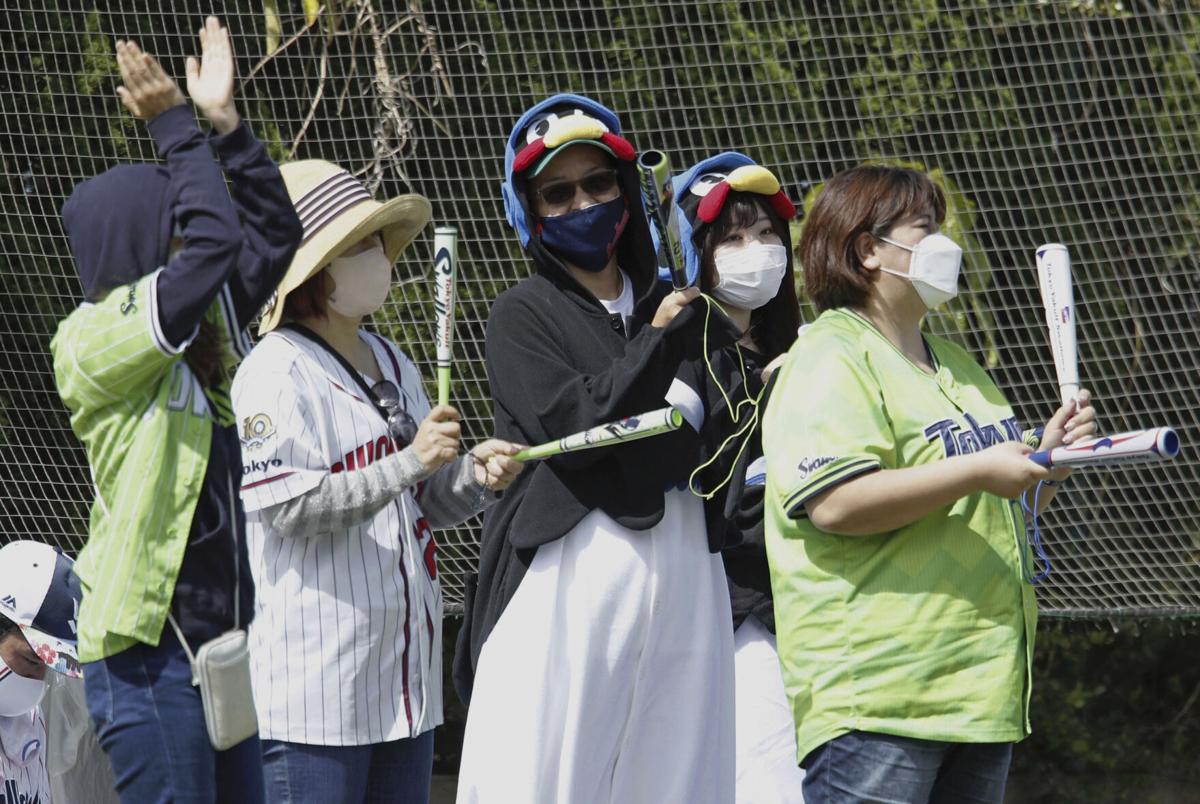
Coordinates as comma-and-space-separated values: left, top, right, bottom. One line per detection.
258, 160, 433, 334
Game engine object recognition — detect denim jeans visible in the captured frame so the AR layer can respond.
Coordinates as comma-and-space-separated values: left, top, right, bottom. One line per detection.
83, 631, 265, 804
801, 730, 1012, 804
261, 731, 434, 804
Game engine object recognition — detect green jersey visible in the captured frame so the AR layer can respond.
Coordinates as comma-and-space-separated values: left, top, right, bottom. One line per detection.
51, 270, 240, 661
764, 308, 1038, 762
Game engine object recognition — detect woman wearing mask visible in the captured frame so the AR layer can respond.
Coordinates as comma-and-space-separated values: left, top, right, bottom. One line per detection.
231, 160, 523, 803
673, 152, 808, 803
454, 95, 741, 804
764, 165, 1097, 803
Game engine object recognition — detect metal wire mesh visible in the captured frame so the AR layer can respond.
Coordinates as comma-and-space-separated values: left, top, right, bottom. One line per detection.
2, 0, 1198, 616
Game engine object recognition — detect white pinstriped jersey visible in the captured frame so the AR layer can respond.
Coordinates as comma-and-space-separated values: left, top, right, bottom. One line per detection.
232, 329, 443, 746
0, 708, 49, 804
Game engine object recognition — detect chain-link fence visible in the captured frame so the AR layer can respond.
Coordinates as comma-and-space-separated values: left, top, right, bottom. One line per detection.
3, 0, 1198, 616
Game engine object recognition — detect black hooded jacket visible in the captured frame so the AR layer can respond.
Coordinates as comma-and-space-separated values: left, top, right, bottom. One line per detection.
453, 155, 739, 704
695, 349, 777, 633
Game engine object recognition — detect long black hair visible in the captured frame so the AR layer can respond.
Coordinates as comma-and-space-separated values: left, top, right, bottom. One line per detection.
695, 191, 801, 362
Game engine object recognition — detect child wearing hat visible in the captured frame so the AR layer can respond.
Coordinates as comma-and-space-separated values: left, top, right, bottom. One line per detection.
453, 94, 742, 804
0, 541, 88, 803
231, 160, 524, 802
49, 18, 301, 802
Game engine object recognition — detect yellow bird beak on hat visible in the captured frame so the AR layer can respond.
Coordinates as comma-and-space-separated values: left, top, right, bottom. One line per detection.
543, 116, 608, 149
725, 165, 781, 196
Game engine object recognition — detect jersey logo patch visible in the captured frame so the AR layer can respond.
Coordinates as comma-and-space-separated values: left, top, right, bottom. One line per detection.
796, 456, 836, 479
925, 414, 1022, 457
119, 285, 138, 315
241, 413, 276, 451
331, 435, 396, 474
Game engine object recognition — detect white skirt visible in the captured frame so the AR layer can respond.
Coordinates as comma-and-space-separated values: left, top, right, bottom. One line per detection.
457, 489, 735, 804
733, 615, 806, 803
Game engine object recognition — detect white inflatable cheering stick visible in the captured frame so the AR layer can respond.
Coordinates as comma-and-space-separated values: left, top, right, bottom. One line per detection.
433, 226, 458, 408
1031, 244, 1182, 468
1035, 243, 1079, 407
1029, 427, 1180, 468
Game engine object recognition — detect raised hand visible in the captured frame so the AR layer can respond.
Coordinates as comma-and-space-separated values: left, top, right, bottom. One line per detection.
651, 286, 701, 328
115, 40, 185, 120
185, 16, 240, 135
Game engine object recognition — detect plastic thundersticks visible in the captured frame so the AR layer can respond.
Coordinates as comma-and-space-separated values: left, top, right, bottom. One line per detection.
1029, 427, 1180, 468
1031, 244, 1181, 469
512, 407, 684, 462
433, 225, 458, 407
1035, 243, 1079, 407
638, 150, 688, 290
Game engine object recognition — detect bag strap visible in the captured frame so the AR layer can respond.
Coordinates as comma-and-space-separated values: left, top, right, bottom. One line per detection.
228, 472, 241, 631
366, 331, 407, 396
278, 323, 393, 424
166, 612, 200, 683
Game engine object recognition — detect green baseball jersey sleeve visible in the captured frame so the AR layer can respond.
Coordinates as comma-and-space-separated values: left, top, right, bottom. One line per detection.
766, 326, 896, 519
53, 271, 188, 413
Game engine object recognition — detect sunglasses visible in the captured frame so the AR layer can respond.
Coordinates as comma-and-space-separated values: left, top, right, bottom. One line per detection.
533, 168, 620, 211
370, 380, 418, 446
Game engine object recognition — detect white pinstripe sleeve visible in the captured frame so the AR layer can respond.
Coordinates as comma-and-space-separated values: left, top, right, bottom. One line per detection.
233, 349, 328, 512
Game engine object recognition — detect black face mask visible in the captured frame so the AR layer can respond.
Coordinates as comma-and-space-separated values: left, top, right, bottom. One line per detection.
537, 196, 629, 272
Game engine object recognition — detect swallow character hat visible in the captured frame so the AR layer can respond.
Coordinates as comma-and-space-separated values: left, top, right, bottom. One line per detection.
501, 93, 637, 248
667, 152, 797, 287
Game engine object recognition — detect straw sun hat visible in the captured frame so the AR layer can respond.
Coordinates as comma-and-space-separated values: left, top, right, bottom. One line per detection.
259, 159, 432, 334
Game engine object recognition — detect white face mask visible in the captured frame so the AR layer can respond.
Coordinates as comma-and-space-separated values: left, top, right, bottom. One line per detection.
877, 232, 963, 310
712, 242, 788, 311
0, 657, 46, 716
326, 246, 393, 318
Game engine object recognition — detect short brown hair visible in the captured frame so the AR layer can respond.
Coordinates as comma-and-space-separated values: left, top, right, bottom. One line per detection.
799, 165, 946, 312
283, 268, 332, 322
